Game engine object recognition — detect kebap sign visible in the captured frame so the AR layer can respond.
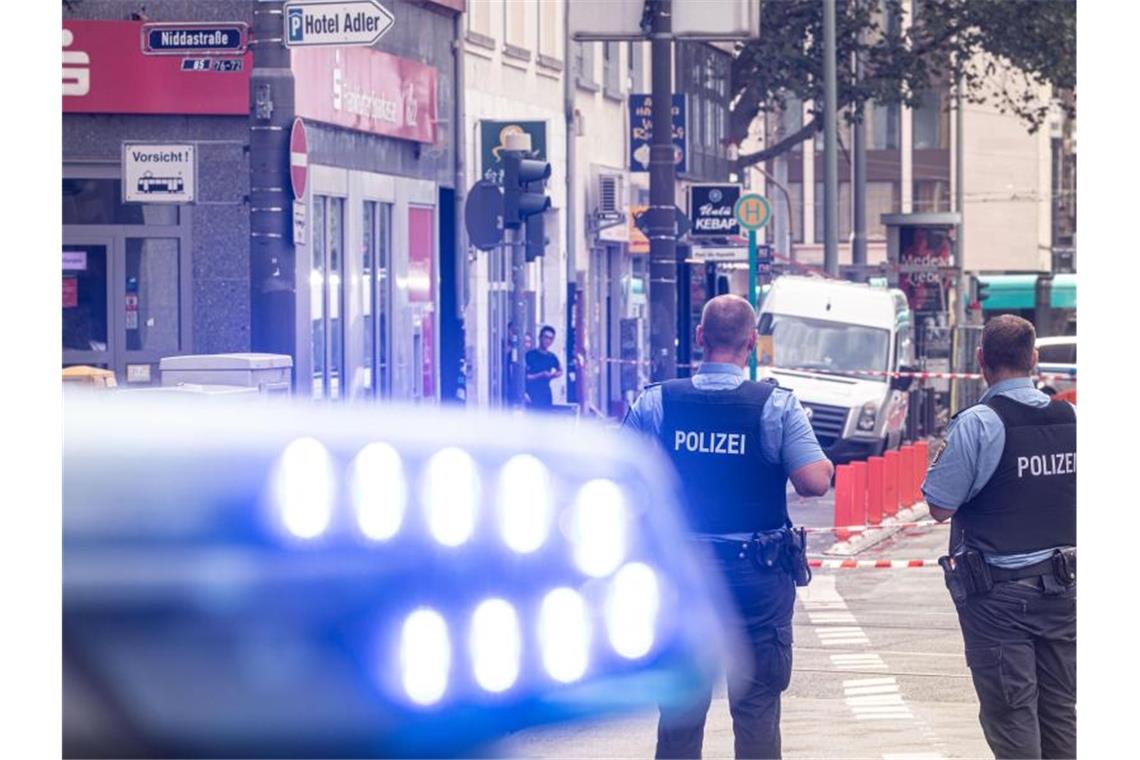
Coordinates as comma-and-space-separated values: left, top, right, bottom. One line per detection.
122, 143, 196, 203
690, 184, 742, 237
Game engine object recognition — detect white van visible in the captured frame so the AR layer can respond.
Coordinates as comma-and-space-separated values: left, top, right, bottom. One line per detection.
757, 275, 915, 462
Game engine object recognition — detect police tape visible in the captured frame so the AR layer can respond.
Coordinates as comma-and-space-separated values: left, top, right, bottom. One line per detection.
809, 558, 942, 569
598, 357, 1076, 383
802, 520, 947, 534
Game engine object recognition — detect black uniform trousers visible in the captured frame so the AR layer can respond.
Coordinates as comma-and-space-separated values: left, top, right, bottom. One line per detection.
955, 576, 1076, 759
656, 551, 795, 760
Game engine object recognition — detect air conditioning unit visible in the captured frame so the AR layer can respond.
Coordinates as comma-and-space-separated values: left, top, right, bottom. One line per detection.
597, 174, 622, 214
593, 173, 629, 243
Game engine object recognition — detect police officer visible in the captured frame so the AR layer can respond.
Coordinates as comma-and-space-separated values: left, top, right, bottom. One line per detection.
623, 294, 833, 759
923, 314, 1076, 759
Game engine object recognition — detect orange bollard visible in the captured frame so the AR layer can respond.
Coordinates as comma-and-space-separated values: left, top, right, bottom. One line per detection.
883, 450, 900, 517
834, 464, 852, 541
867, 456, 884, 526
914, 440, 930, 503
850, 460, 868, 528
898, 445, 914, 508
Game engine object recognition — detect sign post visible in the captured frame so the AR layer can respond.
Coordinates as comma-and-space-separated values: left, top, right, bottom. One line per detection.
734, 193, 772, 379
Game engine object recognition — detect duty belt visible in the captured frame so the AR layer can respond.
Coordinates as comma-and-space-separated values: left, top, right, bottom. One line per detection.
698, 528, 812, 587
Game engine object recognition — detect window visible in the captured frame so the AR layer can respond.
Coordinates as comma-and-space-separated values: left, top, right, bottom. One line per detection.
62, 244, 108, 352
814, 181, 852, 242
868, 101, 900, 150
628, 41, 644, 91
787, 182, 805, 243
467, 0, 494, 42
311, 195, 345, 400
759, 313, 891, 374
538, 0, 562, 63
913, 88, 949, 150
866, 181, 899, 239
1038, 341, 1076, 365
362, 201, 393, 399
62, 178, 178, 225
676, 42, 731, 179
504, 0, 529, 54
574, 41, 596, 89
913, 180, 951, 212
603, 41, 622, 98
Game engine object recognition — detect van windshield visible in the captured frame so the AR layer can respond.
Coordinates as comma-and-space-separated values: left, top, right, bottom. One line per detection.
759, 313, 890, 375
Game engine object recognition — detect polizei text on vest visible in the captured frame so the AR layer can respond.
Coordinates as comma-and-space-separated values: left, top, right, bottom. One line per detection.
674, 430, 747, 455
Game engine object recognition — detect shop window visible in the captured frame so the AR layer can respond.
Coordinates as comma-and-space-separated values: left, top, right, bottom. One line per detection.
311, 195, 345, 400
62, 178, 178, 225
124, 238, 180, 352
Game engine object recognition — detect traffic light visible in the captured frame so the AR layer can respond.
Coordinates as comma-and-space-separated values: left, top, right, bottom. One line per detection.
525, 210, 548, 262
503, 150, 551, 229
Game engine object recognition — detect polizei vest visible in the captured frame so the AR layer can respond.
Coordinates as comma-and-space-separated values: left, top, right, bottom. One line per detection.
659, 378, 788, 534
954, 396, 1076, 555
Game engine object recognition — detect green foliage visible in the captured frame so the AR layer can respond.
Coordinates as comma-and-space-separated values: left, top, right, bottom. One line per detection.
731, 0, 1076, 168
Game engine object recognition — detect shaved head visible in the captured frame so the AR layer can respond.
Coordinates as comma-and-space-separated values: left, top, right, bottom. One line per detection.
699, 295, 757, 354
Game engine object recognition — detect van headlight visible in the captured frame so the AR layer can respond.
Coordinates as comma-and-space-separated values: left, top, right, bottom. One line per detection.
857, 401, 878, 431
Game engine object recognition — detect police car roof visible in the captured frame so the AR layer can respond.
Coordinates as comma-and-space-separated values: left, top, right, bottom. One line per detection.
761, 275, 898, 329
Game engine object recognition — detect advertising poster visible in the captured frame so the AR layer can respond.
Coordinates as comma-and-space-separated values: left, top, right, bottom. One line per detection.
898, 225, 954, 313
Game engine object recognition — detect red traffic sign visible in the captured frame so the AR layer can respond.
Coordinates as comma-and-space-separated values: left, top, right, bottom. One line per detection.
290, 118, 308, 200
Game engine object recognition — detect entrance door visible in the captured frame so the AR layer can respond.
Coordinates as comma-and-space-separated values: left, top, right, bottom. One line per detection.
62, 234, 186, 383
62, 239, 113, 370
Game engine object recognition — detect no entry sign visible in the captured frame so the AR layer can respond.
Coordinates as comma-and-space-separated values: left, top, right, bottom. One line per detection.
290, 118, 308, 200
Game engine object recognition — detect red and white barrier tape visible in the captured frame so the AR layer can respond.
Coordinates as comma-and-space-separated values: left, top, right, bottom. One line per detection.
809, 558, 941, 569
802, 520, 947, 534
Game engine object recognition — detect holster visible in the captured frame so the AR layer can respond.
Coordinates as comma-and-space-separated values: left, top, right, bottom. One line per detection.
783, 526, 812, 587
1053, 547, 1076, 584
747, 527, 812, 587
938, 550, 993, 605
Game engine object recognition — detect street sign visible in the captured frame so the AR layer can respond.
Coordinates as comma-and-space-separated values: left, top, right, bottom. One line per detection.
290, 118, 308, 200
141, 23, 248, 55
629, 94, 686, 173
595, 210, 625, 229
464, 180, 505, 251
734, 193, 772, 230
122, 143, 195, 203
690, 184, 742, 237
634, 206, 690, 239
689, 246, 748, 262
283, 0, 395, 48
292, 200, 307, 245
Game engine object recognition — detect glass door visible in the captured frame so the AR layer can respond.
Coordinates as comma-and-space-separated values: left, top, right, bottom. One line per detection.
62, 238, 113, 370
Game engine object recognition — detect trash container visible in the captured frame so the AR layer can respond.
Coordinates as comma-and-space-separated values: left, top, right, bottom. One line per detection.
62, 366, 117, 389
159, 353, 292, 395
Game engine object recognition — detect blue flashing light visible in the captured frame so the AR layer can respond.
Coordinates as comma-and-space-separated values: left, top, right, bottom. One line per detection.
63, 394, 732, 757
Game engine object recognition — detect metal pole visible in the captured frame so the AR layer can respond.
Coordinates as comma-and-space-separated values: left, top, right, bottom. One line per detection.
563, 3, 579, 406
851, 23, 867, 274
648, 0, 677, 382
747, 229, 758, 380
249, 0, 296, 358
508, 224, 528, 406
954, 77, 966, 326
822, 0, 840, 276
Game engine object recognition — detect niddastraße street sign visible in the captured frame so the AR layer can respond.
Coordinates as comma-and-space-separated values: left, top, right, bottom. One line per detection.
284, 0, 395, 48
141, 23, 248, 55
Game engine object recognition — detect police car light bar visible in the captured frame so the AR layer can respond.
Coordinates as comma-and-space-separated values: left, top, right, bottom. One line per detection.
63, 394, 731, 757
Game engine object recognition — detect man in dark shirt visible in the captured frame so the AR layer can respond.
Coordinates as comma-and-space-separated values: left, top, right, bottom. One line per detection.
525, 325, 562, 410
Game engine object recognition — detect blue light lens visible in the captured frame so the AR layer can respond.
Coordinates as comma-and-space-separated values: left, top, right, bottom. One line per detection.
273, 437, 336, 540
605, 562, 660, 659
496, 454, 553, 554
569, 479, 627, 578
538, 587, 591, 683
422, 447, 480, 547
350, 442, 407, 541
470, 598, 522, 693
400, 607, 451, 706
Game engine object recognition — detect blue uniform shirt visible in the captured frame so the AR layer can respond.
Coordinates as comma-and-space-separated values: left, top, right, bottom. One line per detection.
622, 362, 827, 537
922, 377, 1076, 568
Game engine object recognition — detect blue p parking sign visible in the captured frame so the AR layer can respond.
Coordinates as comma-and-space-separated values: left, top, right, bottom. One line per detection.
287, 7, 305, 43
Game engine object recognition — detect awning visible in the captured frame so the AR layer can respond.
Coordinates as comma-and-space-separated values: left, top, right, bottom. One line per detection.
977, 274, 1077, 311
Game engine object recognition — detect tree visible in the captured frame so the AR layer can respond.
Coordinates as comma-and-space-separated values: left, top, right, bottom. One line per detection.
730, 0, 1076, 170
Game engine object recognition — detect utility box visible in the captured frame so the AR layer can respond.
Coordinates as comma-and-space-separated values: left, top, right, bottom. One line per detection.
159, 353, 293, 395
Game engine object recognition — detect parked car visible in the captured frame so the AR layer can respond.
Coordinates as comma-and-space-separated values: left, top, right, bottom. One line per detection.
1035, 335, 1076, 397
758, 275, 914, 463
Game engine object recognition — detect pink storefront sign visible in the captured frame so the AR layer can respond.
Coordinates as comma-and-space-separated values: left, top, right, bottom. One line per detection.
292, 47, 437, 144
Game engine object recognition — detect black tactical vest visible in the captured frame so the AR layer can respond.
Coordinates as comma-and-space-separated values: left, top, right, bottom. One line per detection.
659, 378, 789, 534
954, 396, 1076, 555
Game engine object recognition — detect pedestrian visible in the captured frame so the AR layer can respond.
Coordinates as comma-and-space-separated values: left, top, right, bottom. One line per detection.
525, 325, 562, 410
924, 314, 1076, 759
622, 294, 833, 759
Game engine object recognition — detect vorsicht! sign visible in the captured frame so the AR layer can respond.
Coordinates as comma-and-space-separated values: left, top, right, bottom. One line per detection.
122, 143, 196, 203
284, 0, 395, 48
689, 184, 742, 237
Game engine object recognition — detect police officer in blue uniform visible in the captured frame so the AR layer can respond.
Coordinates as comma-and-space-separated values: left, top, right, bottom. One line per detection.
923, 315, 1076, 759
623, 294, 833, 759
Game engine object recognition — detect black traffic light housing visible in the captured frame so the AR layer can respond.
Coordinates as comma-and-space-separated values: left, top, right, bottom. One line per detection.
503, 150, 551, 228
525, 212, 548, 262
